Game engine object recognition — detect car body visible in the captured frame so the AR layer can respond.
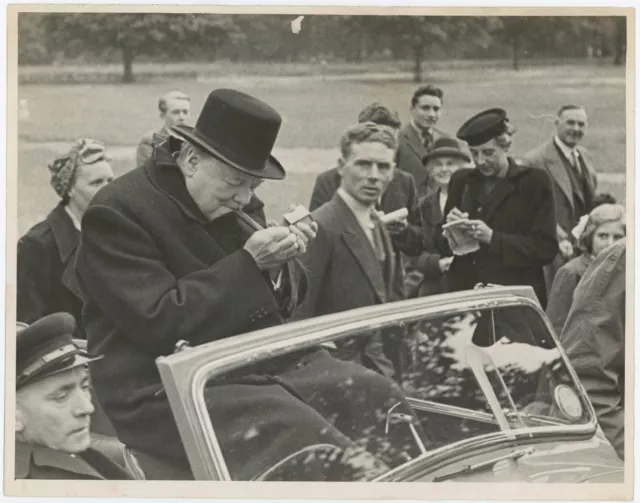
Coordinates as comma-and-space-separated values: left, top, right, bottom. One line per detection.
155, 285, 624, 482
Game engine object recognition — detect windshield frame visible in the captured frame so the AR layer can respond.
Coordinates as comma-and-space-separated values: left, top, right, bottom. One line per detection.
156, 287, 598, 481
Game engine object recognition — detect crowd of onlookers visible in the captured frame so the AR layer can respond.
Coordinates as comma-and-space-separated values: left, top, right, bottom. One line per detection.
14, 84, 626, 479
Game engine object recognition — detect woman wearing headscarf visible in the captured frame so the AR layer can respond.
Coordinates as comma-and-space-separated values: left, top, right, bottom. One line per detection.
17, 139, 114, 337
546, 203, 625, 335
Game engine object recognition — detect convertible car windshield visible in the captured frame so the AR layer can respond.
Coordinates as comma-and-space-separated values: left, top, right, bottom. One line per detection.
185, 301, 594, 481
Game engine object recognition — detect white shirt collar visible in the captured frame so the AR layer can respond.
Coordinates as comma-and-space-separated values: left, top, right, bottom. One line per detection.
554, 135, 578, 162
64, 205, 82, 231
337, 188, 376, 232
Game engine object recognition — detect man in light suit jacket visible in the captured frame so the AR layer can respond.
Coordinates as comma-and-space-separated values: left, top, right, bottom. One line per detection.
136, 91, 191, 167
396, 85, 451, 196
294, 122, 404, 379
523, 105, 598, 291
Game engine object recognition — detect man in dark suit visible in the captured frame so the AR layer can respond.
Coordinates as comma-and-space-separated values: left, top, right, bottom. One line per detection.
523, 105, 598, 291
434, 108, 558, 308
309, 103, 424, 300
136, 91, 191, 167
15, 313, 131, 480
396, 85, 451, 196
76, 89, 420, 481
294, 122, 408, 379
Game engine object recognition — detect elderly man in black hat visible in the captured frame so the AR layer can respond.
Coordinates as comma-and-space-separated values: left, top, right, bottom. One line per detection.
75, 89, 423, 481
433, 109, 558, 308
15, 313, 131, 479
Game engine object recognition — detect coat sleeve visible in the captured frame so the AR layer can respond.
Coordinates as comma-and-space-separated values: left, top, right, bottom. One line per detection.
545, 263, 580, 336
75, 203, 283, 355
487, 169, 559, 268
561, 243, 625, 459
290, 222, 331, 321
16, 233, 53, 323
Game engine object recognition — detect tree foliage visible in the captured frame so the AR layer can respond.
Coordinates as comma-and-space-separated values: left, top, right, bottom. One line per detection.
19, 13, 629, 82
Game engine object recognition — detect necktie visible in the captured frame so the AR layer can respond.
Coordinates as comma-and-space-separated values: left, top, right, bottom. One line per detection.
422, 130, 433, 151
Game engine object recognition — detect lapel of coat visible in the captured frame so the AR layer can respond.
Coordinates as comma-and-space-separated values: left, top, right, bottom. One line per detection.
334, 197, 386, 303
32, 445, 104, 479
423, 190, 443, 227
480, 160, 529, 222
401, 124, 427, 162
48, 204, 83, 299
545, 140, 575, 210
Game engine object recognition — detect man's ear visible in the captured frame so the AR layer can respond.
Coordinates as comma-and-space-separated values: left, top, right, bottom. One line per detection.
182, 147, 199, 178
336, 158, 345, 177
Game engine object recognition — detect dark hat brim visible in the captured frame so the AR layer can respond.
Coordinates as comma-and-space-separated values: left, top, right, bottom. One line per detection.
170, 125, 286, 181
423, 147, 471, 164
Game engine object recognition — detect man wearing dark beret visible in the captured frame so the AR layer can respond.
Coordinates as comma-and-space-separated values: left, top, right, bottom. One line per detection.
75, 88, 422, 481
433, 108, 558, 308
15, 313, 131, 480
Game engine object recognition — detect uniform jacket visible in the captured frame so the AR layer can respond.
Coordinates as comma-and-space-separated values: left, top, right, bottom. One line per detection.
15, 442, 131, 480
405, 189, 446, 298
292, 194, 402, 377
561, 240, 625, 460
396, 123, 450, 196
136, 127, 168, 167
75, 146, 304, 460
545, 253, 593, 336
433, 160, 558, 308
17, 202, 84, 337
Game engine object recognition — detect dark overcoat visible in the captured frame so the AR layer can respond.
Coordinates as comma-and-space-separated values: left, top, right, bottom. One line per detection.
546, 253, 593, 335
405, 189, 446, 298
561, 240, 625, 460
434, 160, 558, 308
15, 442, 131, 480
75, 148, 419, 480
17, 202, 85, 337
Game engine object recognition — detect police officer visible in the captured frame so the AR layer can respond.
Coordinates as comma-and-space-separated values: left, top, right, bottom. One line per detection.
434, 108, 558, 308
15, 313, 131, 479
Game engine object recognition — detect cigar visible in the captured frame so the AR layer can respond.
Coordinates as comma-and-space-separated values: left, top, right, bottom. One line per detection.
235, 210, 264, 232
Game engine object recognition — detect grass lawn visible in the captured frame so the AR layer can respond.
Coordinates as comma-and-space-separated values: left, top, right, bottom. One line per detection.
17, 62, 627, 235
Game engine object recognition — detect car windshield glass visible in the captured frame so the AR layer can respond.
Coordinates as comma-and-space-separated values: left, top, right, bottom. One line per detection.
200, 303, 592, 481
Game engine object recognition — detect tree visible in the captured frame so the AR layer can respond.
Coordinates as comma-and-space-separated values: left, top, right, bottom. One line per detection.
43, 13, 234, 82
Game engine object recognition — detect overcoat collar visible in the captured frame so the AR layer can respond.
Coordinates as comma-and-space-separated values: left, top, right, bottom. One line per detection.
421, 189, 444, 227
332, 195, 393, 302
15, 442, 104, 479
467, 158, 531, 222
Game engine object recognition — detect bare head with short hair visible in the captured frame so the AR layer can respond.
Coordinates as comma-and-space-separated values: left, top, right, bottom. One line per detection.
340, 122, 398, 160
357, 103, 401, 130
158, 91, 191, 129
555, 104, 588, 148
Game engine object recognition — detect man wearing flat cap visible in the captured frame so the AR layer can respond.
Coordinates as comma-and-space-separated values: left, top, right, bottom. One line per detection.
433, 108, 558, 307
75, 88, 422, 481
15, 313, 131, 479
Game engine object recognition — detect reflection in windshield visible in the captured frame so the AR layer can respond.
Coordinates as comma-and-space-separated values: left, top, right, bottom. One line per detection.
205, 305, 591, 481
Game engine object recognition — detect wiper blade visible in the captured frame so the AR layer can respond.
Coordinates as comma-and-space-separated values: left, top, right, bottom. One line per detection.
504, 410, 567, 426
432, 447, 535, 482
